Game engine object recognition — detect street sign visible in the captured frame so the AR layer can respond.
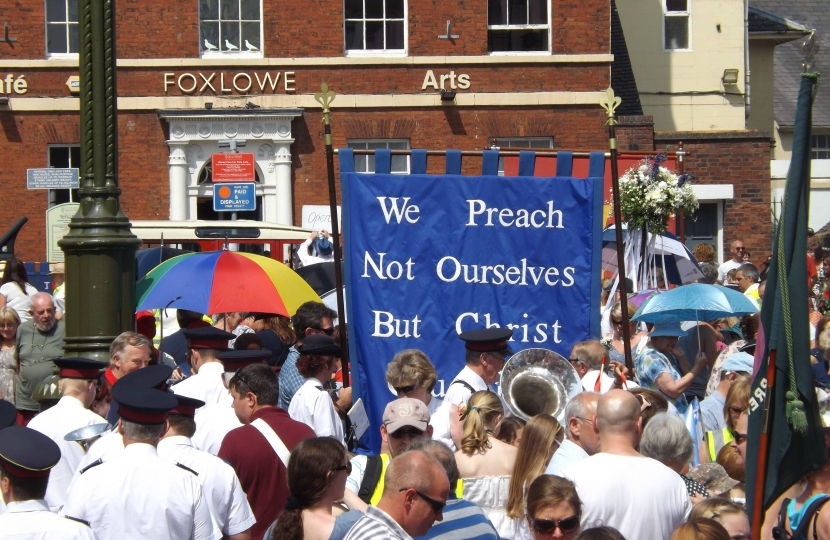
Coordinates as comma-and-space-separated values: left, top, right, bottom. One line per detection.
27, 168, 80, 189
46, 203, 79, 262
213, 183, 256, 212
212, 153, 256, 182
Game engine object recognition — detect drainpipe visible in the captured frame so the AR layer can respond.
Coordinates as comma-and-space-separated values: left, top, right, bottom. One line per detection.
744, 0, 751, 118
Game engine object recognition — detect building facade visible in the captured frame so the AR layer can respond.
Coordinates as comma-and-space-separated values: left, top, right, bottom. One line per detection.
0, 0, 616, 262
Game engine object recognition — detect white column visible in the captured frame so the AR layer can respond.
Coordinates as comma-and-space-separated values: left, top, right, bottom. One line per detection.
274, 142, 293, 225
167, 142, 189, 220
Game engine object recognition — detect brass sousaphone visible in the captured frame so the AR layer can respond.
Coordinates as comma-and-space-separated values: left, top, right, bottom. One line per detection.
498, 348, 583, 422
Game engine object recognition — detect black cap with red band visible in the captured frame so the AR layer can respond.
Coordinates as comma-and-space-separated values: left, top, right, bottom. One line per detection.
183, 324, 234, 350
0, 425, 61, 478
170, 395, 205, 418
216, 349, 271, 372
458, 327, 515, 355
54, 357, 108, 380
111, 382, 178, 425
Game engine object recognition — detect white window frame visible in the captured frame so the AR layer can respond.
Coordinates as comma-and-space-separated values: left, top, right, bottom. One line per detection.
342, 0, 408, 57
46, 144, 80, 207
813, 133, 830, 160
662, 0, 692, 52
487, 0, 551, 55
45, 0, 79, 58
198, 0, 264, 58
491, 137, 553, 175
346, 139, 411, 173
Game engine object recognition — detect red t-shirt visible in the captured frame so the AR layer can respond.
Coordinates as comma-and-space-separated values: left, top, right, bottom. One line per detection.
218, 406, 315, 540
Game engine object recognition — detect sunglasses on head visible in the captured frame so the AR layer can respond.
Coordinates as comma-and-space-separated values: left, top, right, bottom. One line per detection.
389, 427, 424, 439
400, 488, 446, 514
394, 385, 415, 395
531, 515, 580, 534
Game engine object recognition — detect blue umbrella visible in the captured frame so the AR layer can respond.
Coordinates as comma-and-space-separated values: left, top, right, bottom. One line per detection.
631, 283, 759, 323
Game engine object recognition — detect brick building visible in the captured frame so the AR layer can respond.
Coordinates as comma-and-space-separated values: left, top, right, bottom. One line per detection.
0, 0, 770, 263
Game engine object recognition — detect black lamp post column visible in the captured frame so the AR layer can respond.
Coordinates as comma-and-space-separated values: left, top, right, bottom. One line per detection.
58, 0, 141, 363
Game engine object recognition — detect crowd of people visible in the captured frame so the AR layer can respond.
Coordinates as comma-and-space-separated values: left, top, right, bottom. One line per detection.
0, 230, 829, 540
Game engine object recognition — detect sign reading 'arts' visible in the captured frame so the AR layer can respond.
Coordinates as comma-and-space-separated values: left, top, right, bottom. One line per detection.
339, 150, 604, 451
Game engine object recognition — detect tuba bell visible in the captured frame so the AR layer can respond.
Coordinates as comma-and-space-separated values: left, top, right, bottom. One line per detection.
64, 423, 112, 453
498, 348, 583, 422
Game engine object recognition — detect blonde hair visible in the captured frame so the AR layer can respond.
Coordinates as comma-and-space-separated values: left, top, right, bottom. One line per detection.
724, 375, 751, 430
386, 349, 438, 393
610, 301, 637, 322
690, 498, 746, 523
506, 414, 564, 518
459, 391, 503, 456
670, 518, 730, 540
0, 307, 20, 328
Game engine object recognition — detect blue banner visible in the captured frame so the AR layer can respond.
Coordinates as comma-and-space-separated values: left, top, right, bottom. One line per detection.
340, 150, 604, 452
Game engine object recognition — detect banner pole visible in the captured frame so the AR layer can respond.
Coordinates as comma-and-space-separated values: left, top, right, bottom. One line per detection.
601, 87, 633, 370
751, 348, 777, 539
315, 82, 350, 388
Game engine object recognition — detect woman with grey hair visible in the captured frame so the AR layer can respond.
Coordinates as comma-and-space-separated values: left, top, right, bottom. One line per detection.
640, 412, 709, 501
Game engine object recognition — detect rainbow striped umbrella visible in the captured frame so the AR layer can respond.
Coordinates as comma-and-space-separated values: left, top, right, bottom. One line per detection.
136, 251, 321, 316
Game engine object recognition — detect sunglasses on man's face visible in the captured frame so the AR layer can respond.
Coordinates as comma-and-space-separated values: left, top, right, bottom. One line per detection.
317, 327, 334, 336
399, 488, 446, 514
388, 427, 424, 439
531, 515, 580, 534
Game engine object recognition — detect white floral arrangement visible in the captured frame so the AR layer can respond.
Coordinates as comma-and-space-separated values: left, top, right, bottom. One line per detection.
618, 154, 699, 234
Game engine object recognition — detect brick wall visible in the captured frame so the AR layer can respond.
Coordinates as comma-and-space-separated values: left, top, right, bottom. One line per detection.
655, 132, 774, 256
0, 0, 609, 60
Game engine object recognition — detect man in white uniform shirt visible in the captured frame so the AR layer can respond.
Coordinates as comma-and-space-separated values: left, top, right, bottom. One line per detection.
72, 365, 174, 477
432, 328, 513, 450
27, 357, 109, 511
191, 349, 270, 454
160, 394, 255, 540
172, 323, 234, 407
63, 375, 218, 540
288, 334, 344, 441
562, 390, 690, 540
0, 425, 96, 540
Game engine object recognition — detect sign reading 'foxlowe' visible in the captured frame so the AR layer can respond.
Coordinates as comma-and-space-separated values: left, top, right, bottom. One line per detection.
339, 149, 604, 451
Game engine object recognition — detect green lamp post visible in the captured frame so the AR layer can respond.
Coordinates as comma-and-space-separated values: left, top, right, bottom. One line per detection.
58, 0, 141, 363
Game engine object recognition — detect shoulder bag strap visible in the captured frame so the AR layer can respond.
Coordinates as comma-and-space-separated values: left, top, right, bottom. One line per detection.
251, 418, 291, 466
792, 496, 830, 540
450, 380, 476, 394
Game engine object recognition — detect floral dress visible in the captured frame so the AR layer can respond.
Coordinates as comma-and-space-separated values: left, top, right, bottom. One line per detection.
0, 347, 17, 404
635, 345, 689, 414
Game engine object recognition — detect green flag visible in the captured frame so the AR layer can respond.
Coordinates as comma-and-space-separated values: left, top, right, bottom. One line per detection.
746, 73, 825, 529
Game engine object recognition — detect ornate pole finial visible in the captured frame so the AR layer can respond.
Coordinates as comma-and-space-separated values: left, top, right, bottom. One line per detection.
314, 82, 337, 123
802, 32, 820, 73
600, 87, 622, 125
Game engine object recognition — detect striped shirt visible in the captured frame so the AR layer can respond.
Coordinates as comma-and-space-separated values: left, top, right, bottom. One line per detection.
414, 496, 500, 540
343, 505, 413, 540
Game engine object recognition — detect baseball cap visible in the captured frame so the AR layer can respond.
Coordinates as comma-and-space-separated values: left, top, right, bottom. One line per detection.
382, 397, 430, 434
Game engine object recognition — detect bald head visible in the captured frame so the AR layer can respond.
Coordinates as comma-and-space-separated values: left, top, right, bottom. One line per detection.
384, 450, 449, 494
596, 390, 641, 435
